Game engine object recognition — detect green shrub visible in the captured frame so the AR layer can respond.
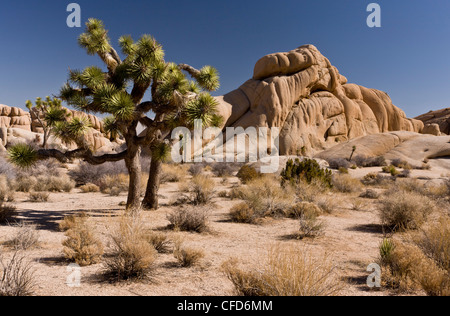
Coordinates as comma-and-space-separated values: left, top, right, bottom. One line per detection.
281, 158, 332, 188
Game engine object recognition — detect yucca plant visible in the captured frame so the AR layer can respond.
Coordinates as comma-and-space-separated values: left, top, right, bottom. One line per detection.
26, 96, 69, 149
8, 18, 221, 212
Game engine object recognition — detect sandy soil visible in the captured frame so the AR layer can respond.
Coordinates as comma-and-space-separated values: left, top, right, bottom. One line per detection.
1, 168, 446, 297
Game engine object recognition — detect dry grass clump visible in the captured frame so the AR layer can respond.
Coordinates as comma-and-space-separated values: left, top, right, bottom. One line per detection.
286, 202, 322, 219
211, 163, 241, 177
297, 212, 325, 239
0, 251, 36, 296
0, 175, 15, 202
145, 231, 171, 253
173, 239, 204, 267
379, 222, 450, 296
361, 172, 391, 186
188, 163, 205, 176
229, 202, 256, 224
332, 174, 363, 193
359, 189, 379, 199
79, 183, 100, 193
167, 207, 209, 233
14, 175, 75, 193
59, 212, 89, 232
62, 215, 104, 267
160, 164, 187, 184
379, 190, 436, 232
294, 178, 329, 203
222, 244, 342, 296
189, 175, 215, 205
4, 223, 40, 250
234, 176, 296, 219
28, 191, 50, 202
103, 214, 157, 281
236, 165, 261, 184
68, 161, 128, 186
98, 173, 129, 195
316, 195, 341, 214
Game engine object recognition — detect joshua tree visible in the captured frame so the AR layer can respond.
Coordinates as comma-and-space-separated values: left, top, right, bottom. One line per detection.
8, 18, 221, 211
26, 97, 69, 149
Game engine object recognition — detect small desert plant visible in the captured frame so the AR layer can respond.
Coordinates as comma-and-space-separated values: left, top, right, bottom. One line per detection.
316, 195, 340, 214
173, 240, 204, 267
222, 245, 342, 296
361, 172, 390, 186
229, 202, 256, 224
354, 155, 387, 168
0, 175, 15, 203
359, 189, 379, 199
332, 174, 363, 193
145, 231, 171, 253
79, 183, 100, 193
188, 163, 204, 176
211, 163, 239, 177
351, 199, 367, 212
0, 251, 36, 296
98, 173, 129, 195
190, 175, 215, 205
5, 223, 40, 250
295, 178, 329, 203
382, 165, 400, 176
103, 214, 157, 281
236, 176, 296, 218
68, 161, 128, 186
391, 159, 412, 170
326, 158, 351, 170
281, 158, 332, 188
379, 190, 435, 231
59, 213, 88, 232
167, 207, 209, 233
160, 163, 186, 184
28, 191, 50, 203
287, 202, 322, 219
62, 216, 104, 266
297, 212, 325, 239
236, 165, 260, 184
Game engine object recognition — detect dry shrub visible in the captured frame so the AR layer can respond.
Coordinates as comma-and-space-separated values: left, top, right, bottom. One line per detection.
145, 231, 171, 253
297, 212, 325, 239
160, 164, 186, 184
350, 199, 368, 212
167, 206, 209, 233
0, 251, 36, 296
190, 175, 215, 205
0, 175, 15, 202
361, 172, 391, 186
332, 174, 363, 193
68, 161, 128, 186
79, 183, 100, 193
229, 202, 256, 224
103, 214, 157, 280
316, 195, 341, 214
59, 213, 88, 232
62, 216, 103, 267
173, 240, 204, 267
236, 165, 261, 184
287, 202, 322, 219
295, 178, 329, 203
236, 176, 296, 218
14, 174, 74, 193
222, 244, 342, 296
211, 163, 240, 177
28, 191, 49, 202
188, 163, 205, 176
5, 223, 40, 250
99, 173, 128, 195
379, 190, 435, 231
359, 189, 379, 199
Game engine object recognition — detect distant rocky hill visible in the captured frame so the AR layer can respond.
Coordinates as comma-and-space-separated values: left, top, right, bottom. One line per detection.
215, 45, 425, 156
415, 108, 450, 136
0, 104, 117, 153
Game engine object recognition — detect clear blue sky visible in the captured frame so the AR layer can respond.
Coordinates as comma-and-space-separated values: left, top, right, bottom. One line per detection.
1, 0, 449, 118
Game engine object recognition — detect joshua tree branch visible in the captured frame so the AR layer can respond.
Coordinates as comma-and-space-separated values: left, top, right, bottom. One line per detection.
36, 148, 128, 165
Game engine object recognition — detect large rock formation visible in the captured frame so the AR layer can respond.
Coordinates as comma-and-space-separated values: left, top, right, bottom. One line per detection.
0, 104, 117, 153
415, 108, 450, 135
216, 45, 424, 155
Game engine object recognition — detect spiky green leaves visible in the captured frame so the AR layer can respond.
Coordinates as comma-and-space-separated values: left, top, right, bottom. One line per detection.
7, 143, 38, 169
53, 115, 92, 146
151, 142, 171, 162
44, 106, 68, 127
102, 116, 121, 140
108, 92, 135, 121
196, 66, 220, 91
78, 18, 112, 56
184, 93, 219, 127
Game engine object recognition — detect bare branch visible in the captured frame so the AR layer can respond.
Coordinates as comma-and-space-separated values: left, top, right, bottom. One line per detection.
36, 148, 128, 165
178, 63, 201, 78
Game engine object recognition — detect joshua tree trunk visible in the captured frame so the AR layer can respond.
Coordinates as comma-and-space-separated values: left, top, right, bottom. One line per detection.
142, 158, 162, 210
124, 146, 142, 212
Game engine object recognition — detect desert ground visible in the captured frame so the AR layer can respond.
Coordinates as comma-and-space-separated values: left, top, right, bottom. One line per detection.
0, 156, 448, 297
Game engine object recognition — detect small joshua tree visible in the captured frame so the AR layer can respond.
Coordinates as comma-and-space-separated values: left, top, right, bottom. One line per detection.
26, 97, 68, 149
9, 18, 221, 211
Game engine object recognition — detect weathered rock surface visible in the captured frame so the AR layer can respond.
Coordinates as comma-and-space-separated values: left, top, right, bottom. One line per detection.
415, 108, 450, 135
315, 131, 450, 170
215, 45, 424, 155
